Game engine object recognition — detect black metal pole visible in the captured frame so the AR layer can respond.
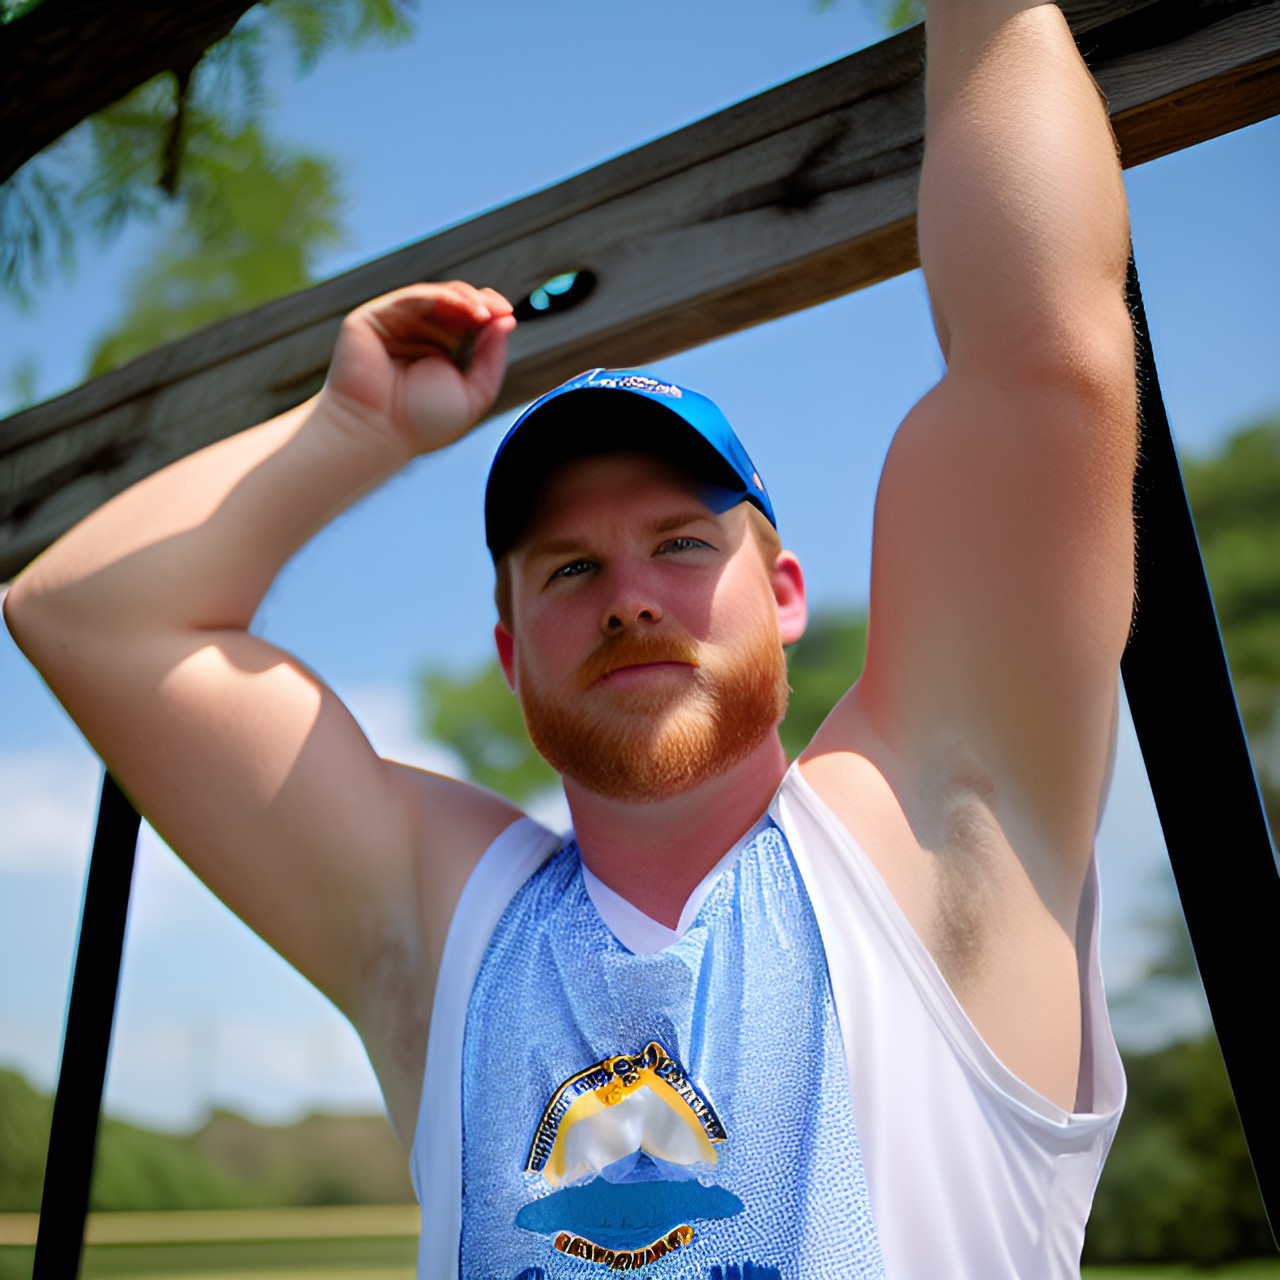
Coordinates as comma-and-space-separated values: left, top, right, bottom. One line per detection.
1120, 258, 1280, 1241
33, 771, 140, 1280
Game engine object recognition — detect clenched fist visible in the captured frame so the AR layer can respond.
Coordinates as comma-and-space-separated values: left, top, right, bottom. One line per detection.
322, 280, 517, 456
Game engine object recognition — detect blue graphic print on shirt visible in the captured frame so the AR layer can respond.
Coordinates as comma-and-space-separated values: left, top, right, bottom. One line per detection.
459, 822, 884, 1278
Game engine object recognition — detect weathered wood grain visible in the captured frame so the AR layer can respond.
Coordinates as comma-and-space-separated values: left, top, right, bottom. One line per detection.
1104, 4, 1280, 163
2, 0, 1278, 579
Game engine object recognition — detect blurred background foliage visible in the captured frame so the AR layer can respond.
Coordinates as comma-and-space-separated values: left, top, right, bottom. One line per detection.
2, 0, 412, 366
0, 1068, 411, 1215
1085, 1035, 1275, 1265
83, 120, 344, 376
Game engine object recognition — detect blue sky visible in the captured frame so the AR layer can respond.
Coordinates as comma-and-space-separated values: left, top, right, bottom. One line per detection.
1, 1, 1277, 1130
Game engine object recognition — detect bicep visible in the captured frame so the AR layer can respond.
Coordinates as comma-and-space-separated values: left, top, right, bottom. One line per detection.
856, 363, 1135, 844
41, 626, 487, 1013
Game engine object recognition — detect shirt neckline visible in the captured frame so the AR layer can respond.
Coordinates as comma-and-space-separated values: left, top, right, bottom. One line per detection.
578, 814, 771, 955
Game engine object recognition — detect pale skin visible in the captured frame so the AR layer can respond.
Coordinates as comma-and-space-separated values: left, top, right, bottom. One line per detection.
4, 0, 1134, 1144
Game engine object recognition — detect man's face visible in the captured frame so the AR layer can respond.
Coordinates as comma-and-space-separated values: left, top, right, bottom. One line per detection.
497, 453, 796, 803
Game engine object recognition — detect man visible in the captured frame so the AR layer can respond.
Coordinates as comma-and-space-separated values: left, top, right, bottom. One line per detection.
5, 1, 1136, 1275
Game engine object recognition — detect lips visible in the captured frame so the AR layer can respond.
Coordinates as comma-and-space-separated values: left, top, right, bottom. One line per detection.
577, 634, 701, 690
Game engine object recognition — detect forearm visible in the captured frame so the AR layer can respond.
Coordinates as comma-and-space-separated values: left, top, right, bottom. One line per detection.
919, 1, 1131, 373
5, 395, 412, 649
6, 281, 512, 669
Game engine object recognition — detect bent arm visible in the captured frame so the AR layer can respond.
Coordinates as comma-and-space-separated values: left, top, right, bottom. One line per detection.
4, 284, 521, 1116
826, 3, 1136, 896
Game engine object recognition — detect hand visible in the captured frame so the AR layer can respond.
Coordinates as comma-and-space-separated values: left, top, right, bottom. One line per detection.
322, 280, 516, 455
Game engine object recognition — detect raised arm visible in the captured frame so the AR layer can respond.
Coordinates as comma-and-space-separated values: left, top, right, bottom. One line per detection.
853, 0, 1134, 855
804, 2, 1136, 1101
3, 282, 522, 1138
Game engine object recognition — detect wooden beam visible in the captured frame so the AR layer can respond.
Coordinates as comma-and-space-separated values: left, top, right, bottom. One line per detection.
3, 0, 1279, 580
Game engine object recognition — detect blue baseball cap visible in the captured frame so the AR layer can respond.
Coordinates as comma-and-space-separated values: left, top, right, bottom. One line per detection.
485, 369, 776, 561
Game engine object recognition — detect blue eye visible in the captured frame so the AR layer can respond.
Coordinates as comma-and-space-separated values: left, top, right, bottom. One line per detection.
660, 537, 710, 554
551, 559, 594, 581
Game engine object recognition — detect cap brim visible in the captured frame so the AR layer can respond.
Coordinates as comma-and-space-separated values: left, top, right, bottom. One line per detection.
485, 389, 752, 560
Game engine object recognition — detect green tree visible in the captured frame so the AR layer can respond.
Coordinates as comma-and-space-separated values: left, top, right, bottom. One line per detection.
86, 121, 344, 375
780, 610, 868, 759
2, 0, 412, 351
0, 1068, 254, 1214
1084, 1034, 1273, 1264
877, 0, 924, 29
421, 661, 559, 807
1086, 874, 1269, 1263
837, 0, 922, 29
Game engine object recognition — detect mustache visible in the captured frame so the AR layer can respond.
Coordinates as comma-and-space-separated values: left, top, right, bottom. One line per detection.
576, 632, 701, 690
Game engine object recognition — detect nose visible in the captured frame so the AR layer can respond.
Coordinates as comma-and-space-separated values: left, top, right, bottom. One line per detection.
602, 582, 664, 634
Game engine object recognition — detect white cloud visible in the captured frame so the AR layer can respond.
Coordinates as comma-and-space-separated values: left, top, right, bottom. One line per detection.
0, 747, 100, 873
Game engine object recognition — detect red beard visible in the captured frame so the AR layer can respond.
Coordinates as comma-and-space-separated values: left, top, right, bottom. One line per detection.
518, 621, 790, 803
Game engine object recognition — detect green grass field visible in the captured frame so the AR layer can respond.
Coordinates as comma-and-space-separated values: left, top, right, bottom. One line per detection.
0, 1248, 412, 1280
3, 1247, 1280, 1279
82, 1237, 416, 1278
2, 1208, 1280, 1280
1083, 1266, 1280, 1279
0, 1206, 421, 1279
2, 1243, 411, 1280
3, 1232, 1278, 1280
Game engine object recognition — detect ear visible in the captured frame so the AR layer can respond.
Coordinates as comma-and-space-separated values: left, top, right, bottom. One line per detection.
771, 551, 807, 646
494, 623, 516, 691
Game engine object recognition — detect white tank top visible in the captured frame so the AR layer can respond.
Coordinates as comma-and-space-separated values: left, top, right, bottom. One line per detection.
410, 762, 1124, 1278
